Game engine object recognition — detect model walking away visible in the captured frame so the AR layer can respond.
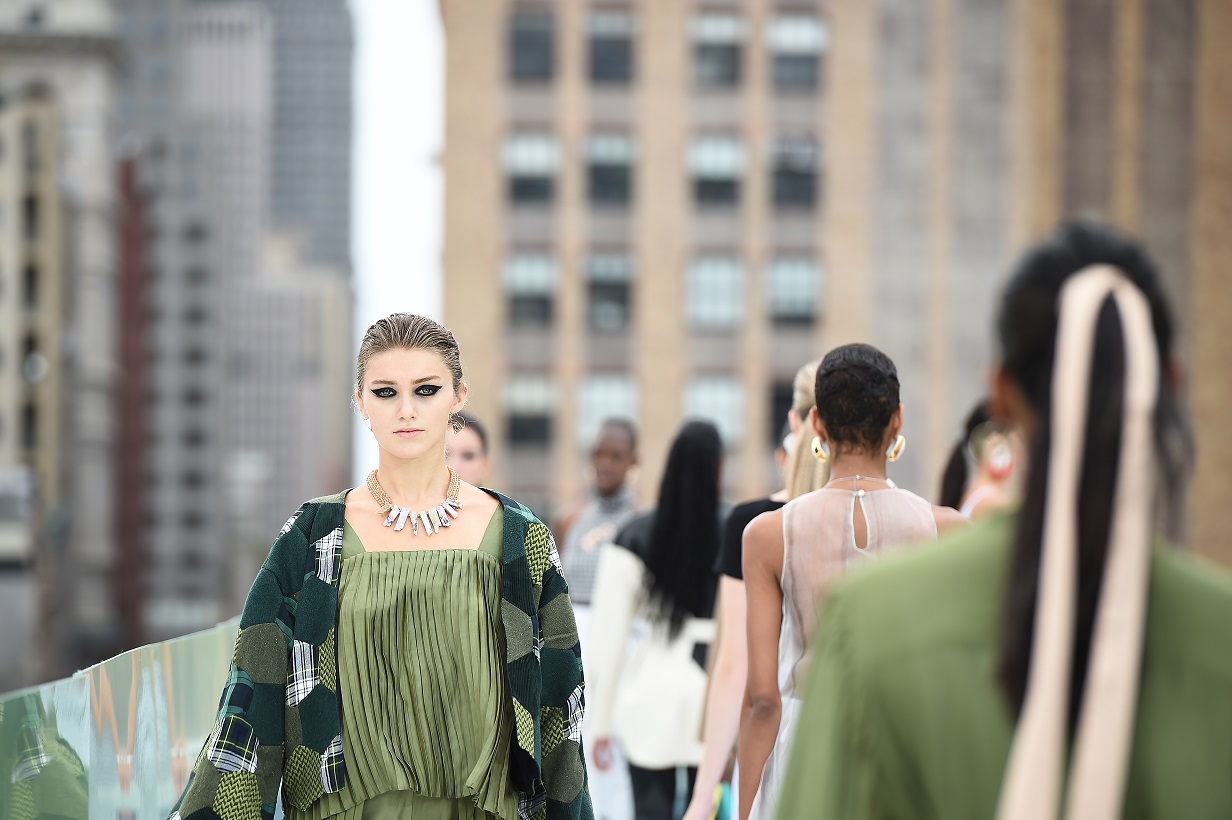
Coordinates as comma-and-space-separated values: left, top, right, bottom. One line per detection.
739, 343, 967, 820
776, 223, 1230, 819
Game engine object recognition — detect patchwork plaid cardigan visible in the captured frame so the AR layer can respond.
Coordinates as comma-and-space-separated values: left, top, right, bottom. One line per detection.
170, 490, 593, 820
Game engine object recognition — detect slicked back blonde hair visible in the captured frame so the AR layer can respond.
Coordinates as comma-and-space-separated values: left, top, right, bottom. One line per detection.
356, 313, 464, 394
784, 358, 828, 499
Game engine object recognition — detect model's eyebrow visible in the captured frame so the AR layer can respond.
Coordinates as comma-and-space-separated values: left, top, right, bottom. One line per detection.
370, 377, 443, 386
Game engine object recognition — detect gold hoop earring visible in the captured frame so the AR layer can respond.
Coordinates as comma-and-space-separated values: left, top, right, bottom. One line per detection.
887, 434, 906, 462
811, 436, 830, 463
448, 413, 467, 434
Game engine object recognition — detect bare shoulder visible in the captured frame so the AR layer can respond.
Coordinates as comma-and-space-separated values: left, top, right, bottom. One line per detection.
932, 505, 970, 533
742, 508, 786, 577
459, 481, 501, 516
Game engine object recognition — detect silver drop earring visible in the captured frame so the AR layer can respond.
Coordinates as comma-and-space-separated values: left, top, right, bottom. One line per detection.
363, 417, 372, 431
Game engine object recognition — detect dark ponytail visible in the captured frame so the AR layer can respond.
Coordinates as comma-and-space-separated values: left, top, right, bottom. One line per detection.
938, 402, 991, 508
995, 223, 1192, 728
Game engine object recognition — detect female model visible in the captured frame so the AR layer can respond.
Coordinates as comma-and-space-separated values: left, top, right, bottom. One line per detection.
739, 344, 966, 819
681, 360, 827, 820
776, 224, 1231, 818
587, 421, 724, 820
170, 314, 592, 820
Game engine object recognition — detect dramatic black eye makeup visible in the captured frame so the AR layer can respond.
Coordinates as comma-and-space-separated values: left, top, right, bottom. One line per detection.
415, 384, 443, 397
371, 387, 396, 399
369, 384, 444, 399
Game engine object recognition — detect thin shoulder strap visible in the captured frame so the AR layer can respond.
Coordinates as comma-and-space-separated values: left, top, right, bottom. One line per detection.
995, 266, 1159, 820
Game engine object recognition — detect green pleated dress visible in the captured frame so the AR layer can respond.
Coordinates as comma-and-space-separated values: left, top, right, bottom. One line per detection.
286, 506, 519, 820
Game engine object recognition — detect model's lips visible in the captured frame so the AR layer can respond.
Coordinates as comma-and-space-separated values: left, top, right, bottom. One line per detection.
394, 428, 424, 437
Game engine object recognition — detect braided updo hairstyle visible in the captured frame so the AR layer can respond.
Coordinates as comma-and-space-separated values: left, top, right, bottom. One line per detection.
814, 343, 901, 453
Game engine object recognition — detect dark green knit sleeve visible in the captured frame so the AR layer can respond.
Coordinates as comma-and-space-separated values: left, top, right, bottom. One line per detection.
169, 506, 312, 820
528, 521, 595, 820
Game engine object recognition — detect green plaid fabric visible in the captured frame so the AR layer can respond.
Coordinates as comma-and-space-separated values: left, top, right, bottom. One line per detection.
169, 491, 594, 820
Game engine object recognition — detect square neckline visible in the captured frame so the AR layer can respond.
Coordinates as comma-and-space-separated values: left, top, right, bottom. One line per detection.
341, 486, 503, 556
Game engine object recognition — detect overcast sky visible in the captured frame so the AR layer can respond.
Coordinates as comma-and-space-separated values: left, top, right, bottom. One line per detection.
350, 0, 444, 482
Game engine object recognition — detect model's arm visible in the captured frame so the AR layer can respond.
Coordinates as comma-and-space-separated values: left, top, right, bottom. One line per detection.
737, 511, 786, 820
932, 505, 971, 533
682, 575, 749, 820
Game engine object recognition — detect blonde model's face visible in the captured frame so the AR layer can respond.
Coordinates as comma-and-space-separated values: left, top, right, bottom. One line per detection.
356, 347, 467, 462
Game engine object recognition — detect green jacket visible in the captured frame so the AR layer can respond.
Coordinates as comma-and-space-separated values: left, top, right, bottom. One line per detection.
776, 512, 1232, 819
170, 490, 592, 820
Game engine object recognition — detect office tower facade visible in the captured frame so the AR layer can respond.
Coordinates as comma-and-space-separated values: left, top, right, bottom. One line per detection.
117, 0, 355, 640
264, 0, 354, 272
442, 1, 830, 516
0, 0, 122, 678
824, 0, 1232, 563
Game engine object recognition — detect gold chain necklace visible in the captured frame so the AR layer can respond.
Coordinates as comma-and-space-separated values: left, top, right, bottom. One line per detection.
366, 466, 463, 536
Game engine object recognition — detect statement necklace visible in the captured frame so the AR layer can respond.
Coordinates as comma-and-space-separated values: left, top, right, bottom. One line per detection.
366, 467, 463, 536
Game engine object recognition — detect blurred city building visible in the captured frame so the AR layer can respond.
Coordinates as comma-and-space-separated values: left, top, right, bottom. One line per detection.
442, 0, 1230, 538
823, 0, 1230, 563
441, 1, 829, 516
115, 0, 355, 643
0, 0, 355, 689
0, 0, 123, 687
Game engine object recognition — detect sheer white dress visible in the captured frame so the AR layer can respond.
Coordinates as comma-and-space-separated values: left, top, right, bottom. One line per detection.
750, 483, 939, 819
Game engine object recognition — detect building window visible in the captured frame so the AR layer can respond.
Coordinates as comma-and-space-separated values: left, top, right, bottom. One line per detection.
185, 266, 209, 286
182, 387, 209, 407
770, 382, 795, 445
688, 257, 744, 328
181, 470, 207, 490
504, 254, 557, 326
768, 16, 827, 92
22, 264, 38, 310
772, 137, 818, 209
692, 15, 744, 89
589, 13, 633, 84
509, 8, 554, 82
504, 376, 556, 446
587, 135, 634, 207
183, 305, 209, 326
182, 347, 208, 366
22, 195, 38, 241
685, 378, 744, 447
182, 428, 208, 447
578, 376, 637, 445
689, 137, 744, 207
587, 253, 633, 331
766, 257, 821, 326
21, 402, 37, 449
183, 221, 209, 244
504, 134, 559, 205
21, 121, 39, 173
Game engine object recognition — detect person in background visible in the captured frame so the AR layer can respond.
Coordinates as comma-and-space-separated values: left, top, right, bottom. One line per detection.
937, 401, 1020, 519
682, 360, 827, 820
445, 413, 490, 487
739, 344, 967, 819
587, 421, 725, 820
556, 418, 640, 820
776, 223, 1231, 819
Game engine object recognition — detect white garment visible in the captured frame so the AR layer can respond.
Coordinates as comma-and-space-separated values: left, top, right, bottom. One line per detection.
574, 603, 635, 820
586, 543, 716, 769
750, 486, 939, 819
960, 483, 1002, 519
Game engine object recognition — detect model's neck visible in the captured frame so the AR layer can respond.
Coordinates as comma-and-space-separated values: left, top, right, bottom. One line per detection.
375, 450, 451, 506
827, 451, 888, 482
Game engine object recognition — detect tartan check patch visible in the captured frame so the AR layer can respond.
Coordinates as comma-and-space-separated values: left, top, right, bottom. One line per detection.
217, 668, 255, 718
13, 723, 50, 782
312, 527, 343, 583
287, 640, 320, 707
565, 684, 585, 744
320, 733, 345, 792
530, 614, 543, 659
545, 528, 564, 576
279, 510, 303, 537
518, 788, 547, 820
205, 715, 260, 774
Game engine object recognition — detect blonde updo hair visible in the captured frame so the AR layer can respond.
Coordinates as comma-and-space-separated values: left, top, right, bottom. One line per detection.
355, 313, 465, 395
783, 358, 829, 499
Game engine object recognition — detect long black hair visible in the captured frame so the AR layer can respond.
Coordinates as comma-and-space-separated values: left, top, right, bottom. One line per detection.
644, 420, 723, 636
937, 402, 991, 508
996, 222, 1192, 728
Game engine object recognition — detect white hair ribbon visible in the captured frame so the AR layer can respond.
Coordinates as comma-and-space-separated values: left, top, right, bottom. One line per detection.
995, 265, 1159, 820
